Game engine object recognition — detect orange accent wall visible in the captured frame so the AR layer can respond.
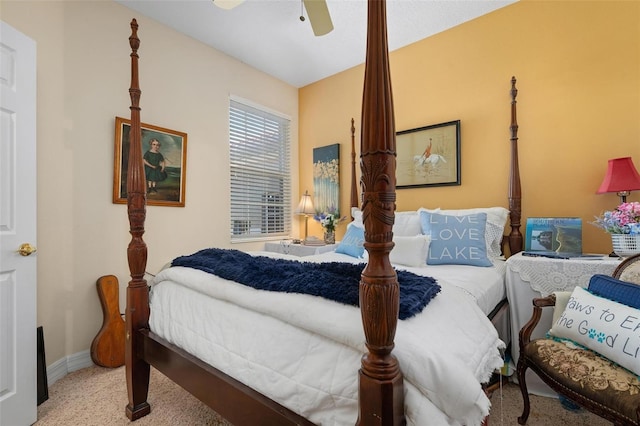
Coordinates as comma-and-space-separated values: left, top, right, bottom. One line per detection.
299, 0, 640, 254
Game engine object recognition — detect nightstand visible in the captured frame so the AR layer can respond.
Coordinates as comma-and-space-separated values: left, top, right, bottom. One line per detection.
264, 242, 338, 257
506, 252, 622, 396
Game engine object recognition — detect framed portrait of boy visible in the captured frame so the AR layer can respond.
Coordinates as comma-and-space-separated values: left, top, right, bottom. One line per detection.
113, 116, 188, 207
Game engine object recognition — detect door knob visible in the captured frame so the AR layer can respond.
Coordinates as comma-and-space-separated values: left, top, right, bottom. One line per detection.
17, 243, 37, 256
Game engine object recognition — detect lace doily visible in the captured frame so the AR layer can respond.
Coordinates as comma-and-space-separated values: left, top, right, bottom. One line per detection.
506, 253, 622, 296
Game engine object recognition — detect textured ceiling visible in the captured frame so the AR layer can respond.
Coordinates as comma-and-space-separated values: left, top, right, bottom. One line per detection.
116, 0, 518, 88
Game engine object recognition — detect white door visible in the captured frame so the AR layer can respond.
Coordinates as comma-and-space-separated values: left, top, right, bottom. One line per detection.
0, 21, 37, 426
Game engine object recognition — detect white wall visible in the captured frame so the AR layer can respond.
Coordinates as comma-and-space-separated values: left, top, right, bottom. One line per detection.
1, 0, 299, 366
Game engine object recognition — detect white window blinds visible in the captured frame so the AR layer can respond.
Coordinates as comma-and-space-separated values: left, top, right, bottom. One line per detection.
229, 98, 291, 241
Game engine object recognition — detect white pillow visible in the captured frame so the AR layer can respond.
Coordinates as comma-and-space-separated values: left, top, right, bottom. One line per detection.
349, 208, 426, 237
390, 235, 431, 267
419, 207, 508, 259
549, 286, 640, 376
351, 207, 363, 227
551, 291, 573, 325
393, 211, 423, 236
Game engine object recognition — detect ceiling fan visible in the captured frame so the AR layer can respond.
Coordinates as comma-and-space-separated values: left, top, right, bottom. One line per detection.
213, 0, 334, 36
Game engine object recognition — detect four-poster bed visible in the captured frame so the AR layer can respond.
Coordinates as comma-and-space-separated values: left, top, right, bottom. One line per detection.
124, 2, 523, 425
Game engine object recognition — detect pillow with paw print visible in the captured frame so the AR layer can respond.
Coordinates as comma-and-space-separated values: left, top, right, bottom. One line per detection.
549, 286, 640, 376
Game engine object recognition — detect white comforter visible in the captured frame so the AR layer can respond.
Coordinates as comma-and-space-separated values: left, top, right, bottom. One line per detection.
149, 252, 505, 425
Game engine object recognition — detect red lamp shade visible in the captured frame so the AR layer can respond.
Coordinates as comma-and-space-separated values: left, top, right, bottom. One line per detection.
597, 157, 640, 195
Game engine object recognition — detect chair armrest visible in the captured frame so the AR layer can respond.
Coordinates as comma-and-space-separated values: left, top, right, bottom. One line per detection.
518, 294, 557, 354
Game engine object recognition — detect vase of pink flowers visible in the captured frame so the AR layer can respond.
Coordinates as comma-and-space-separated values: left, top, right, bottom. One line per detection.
593, 201, 640, 256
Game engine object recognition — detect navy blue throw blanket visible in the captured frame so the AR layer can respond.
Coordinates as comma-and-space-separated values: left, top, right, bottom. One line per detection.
172, 248, 440, 320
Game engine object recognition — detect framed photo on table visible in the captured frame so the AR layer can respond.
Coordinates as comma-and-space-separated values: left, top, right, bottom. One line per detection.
113, 117, 188, 207
396, 120, 461, 189
524, 217, 583, 254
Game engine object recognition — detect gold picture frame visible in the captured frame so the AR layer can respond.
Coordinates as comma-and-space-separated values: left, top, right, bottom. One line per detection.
113, 116, 187, 207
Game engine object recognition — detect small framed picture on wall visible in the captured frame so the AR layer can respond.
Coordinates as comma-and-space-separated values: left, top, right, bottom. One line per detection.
396, 120, 461, 189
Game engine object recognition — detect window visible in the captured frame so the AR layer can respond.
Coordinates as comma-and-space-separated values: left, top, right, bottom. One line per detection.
229, 97, 291, 241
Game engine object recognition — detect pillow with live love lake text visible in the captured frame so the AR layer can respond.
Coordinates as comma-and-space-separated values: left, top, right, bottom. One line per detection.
419, 211, 492, 267
419, 207, 508, 260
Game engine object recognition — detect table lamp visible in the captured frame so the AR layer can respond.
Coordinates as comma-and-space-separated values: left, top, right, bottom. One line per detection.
597, 157, 640, 204
295, 190, 315, 243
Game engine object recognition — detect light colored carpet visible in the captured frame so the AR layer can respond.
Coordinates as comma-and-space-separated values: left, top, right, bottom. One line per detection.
35, 366, 230, 426
35, 366, 611, 425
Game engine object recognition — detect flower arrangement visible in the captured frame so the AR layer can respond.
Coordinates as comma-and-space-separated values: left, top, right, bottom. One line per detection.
592, 201, 640, 234
314, 212, 346, 233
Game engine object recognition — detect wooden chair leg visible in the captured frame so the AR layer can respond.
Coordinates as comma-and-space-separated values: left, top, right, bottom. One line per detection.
516, 359, 531, 425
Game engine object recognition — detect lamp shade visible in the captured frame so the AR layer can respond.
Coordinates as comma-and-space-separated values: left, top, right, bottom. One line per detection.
597, 157, 640, 194
295, 190, 315, 215
212, 0, 244, 10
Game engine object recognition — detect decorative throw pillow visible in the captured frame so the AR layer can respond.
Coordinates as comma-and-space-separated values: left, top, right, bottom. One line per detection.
588, 274, 640, 310
420, 207, 508, 259
549, 286, 640, 376
419, 211, 492, 267
389, 235, 430, 267
335, 223, 365, 258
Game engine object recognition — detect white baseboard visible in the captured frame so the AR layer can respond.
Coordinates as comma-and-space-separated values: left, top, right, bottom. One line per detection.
47, 349, 94, 385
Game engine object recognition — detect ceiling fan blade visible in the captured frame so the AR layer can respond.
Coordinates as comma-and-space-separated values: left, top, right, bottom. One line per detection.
213, 0, 244, 10
303, 0, 334, 36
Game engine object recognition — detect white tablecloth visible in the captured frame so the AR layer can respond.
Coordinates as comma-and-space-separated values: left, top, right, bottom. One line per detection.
506, 252, 621, 396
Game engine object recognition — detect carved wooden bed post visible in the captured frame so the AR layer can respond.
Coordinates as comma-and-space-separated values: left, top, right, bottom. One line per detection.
508, 76, 523, 255
124, 19, 151, 421
350, 117, 359, 217
357, 1, 405, 424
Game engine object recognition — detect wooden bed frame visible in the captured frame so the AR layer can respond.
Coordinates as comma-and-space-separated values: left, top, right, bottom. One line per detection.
124, 2, 522, 424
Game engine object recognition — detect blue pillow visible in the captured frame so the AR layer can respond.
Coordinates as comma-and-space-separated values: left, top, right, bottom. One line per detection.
335, 224, 365, 258
588, 274, 640, 309
419, 211, 492, 267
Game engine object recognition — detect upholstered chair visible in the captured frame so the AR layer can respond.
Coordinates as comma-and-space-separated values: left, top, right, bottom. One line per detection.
616, 253, 640, 285
517, 253, 640, 425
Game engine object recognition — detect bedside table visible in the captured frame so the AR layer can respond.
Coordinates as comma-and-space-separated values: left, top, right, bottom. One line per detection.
506, 252, 622, 396
264, 242, 338, 257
